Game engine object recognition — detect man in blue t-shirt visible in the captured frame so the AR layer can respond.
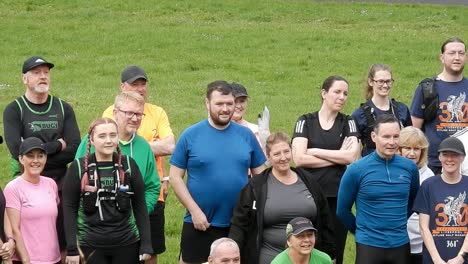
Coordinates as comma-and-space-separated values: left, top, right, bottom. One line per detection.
170, 80, 266, 264
410, 37, 468, 175
413, 137, 468, 264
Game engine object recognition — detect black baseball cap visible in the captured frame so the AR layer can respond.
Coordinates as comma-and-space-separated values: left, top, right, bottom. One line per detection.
438, 137, 466, 155
231, 82, 248, 98
286, 217, 317, 238
22, 56, 54, 74
121, 65, 148, 83
19, 137, 46, 156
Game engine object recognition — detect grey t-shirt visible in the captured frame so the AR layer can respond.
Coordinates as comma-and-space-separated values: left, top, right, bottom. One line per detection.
259, 173, 317, 264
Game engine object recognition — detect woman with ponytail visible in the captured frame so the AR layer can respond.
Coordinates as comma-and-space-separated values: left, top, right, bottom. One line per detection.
63, 118, 152, 264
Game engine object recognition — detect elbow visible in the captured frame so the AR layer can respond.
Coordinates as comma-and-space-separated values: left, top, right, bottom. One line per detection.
293, 156, 306, 167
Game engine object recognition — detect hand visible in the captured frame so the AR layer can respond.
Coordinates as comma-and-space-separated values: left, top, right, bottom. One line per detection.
58, 138, 67, 151
161, 180, 169, 200
139, 253, 151, 261
191, 209, 210, 231
433, 257, 448, 264
340, 137, 353, 151
66, 255, 80, 264
447, 255, 464, 264
0, 239, 15, 259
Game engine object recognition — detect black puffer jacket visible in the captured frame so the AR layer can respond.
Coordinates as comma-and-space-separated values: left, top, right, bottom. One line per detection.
229, 167, 336, 264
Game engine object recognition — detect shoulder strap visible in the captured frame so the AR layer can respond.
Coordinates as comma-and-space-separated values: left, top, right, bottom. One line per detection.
390, 99, 402, 126
359, 102, 376, 149
14, 98, 23, 121
420, 77, 439, 121
57, 97, 65, 119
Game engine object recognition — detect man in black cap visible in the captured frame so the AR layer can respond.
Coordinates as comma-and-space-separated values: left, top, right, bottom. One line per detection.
102, 65, 175, 264
3, 55, 81, 255
413, 137, 468, 264
271, 217, 332, 264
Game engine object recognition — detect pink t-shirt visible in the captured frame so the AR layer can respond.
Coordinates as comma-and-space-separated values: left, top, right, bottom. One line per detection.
4, 176, 60, 264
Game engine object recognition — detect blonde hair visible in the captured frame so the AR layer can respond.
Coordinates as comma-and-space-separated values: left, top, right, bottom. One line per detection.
265, 132, 291, 157
399, 126, 429, 168
114, 91, 144, 109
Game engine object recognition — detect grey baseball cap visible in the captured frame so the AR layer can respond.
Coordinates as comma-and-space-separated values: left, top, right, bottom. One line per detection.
121, 65, 148, 83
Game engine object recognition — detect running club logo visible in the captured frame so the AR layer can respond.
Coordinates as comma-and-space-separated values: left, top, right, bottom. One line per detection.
438, 93, 468, 132
433, 192, 467, 232
28, 121, 59, 132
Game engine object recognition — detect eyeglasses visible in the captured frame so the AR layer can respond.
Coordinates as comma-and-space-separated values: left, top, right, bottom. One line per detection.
373, 79, 394, 86
117, 109, 145, 120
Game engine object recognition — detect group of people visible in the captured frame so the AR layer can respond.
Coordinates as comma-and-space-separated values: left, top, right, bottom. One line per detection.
0, 36, 467, 264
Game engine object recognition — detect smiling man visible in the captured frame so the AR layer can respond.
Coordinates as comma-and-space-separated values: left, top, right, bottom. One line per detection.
336, 114, 420, 264
410, 37, 468, 175
271, 217, 332, 264
170, 80, 266, 264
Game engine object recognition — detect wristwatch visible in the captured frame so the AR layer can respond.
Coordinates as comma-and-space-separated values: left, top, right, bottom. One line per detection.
459, 250, 468, 261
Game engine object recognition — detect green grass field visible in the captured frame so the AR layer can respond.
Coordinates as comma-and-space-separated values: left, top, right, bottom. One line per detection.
1, 0, 468, 263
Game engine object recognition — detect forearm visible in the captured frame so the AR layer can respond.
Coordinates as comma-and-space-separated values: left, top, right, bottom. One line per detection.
294, 153, 335, 168
12, 230, 29, 263
308, 148, 357, 165
149, 135, 175, 156
420, 218, 443, 262
170, 175, 201, 215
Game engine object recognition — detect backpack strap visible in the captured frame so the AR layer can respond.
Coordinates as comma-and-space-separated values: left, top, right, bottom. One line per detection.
14, 98, 23, 121
360, 102, 376, 149
420, 77, 439, 121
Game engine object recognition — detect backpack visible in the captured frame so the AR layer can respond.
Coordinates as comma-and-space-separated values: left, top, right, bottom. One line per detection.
360, 99, 401, 149
419, 77, 439, 121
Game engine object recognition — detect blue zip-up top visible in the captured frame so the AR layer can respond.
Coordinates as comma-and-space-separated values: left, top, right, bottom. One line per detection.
336, 152, 419, 248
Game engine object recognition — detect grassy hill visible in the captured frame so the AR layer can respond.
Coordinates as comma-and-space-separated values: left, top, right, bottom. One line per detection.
0, 0, 467, 262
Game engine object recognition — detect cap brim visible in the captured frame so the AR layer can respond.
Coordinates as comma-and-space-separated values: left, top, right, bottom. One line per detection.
288, 226, 318, 237
124, 75, 147, 83
234, 93, 248, 98
21, 146, 46, 155
438, 148, 465, 155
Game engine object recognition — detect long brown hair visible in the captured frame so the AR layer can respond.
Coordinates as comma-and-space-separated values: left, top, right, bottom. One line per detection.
365, 63, 392, 100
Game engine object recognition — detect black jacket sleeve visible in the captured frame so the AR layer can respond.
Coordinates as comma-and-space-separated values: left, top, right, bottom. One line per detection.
62, 159, 82, 256
129, 157, 153, 255
45, 102, 81, 169
229, 183, 255, 249
3, 102, 23, 159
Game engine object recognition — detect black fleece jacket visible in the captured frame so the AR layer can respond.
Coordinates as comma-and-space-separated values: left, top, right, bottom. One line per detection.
229, 167, 336, 264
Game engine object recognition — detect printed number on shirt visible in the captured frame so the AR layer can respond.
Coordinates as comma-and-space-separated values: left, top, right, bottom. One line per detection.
447, 240, 459, 248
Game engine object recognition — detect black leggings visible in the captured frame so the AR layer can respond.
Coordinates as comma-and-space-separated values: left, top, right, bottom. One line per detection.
327, 197, 347, 264
80, 242, 140, 264
356, 242, 410, 264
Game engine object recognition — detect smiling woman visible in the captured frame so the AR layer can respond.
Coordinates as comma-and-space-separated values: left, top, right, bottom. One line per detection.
352, 64, 412, 157
4, 137, 61, 264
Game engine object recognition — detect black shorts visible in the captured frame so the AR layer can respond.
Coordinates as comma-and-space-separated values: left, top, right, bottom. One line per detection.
149, 201, 166, 254
180, 222, 229, 263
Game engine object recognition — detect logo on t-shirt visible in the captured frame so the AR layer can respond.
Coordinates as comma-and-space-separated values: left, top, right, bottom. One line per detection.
28, 121, 59, 132
437, 93, 468, 132
433, 191, 467, 233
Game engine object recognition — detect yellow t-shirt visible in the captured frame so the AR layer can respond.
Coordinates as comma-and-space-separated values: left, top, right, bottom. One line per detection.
103, 103, 174, 202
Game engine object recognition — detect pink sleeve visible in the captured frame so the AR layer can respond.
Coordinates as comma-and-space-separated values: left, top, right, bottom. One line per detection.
47, 177, 60, 205
4, 181, 21, 211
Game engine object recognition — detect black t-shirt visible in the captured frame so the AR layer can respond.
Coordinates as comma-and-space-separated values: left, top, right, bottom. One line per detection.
292, 111, 359, 197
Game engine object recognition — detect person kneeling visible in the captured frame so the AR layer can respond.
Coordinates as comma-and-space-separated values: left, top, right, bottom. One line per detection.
271, 217, 332, 264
